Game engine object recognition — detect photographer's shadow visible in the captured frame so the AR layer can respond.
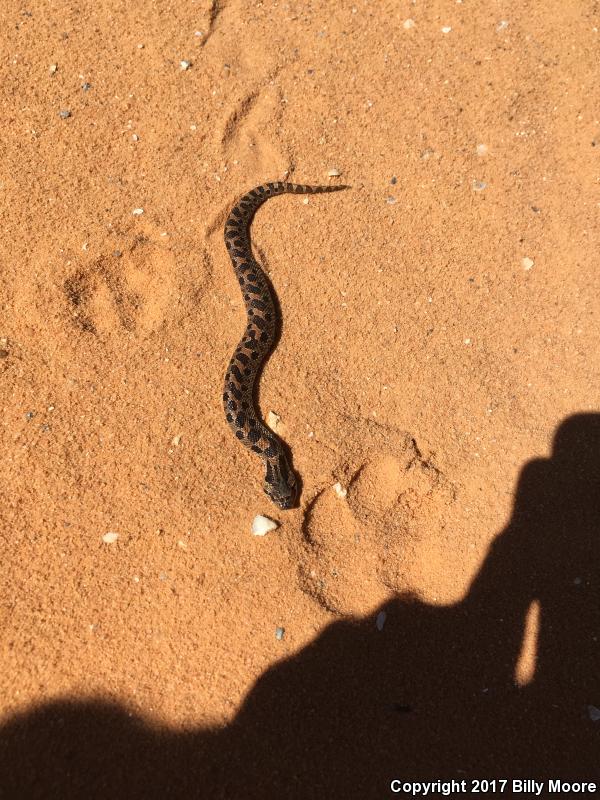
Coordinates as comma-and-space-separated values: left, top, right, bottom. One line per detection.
1, 414, 598, 799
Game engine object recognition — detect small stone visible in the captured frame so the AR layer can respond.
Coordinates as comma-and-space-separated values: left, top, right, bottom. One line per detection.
472, 180, 487, 192
441, 26, 452, 33
390, 176, 397, 185
171, 435, 181, 446
102, 532, 119, 544
476, 143, 488, 156
113, 250, 122, 258
327, 168, 341, 177
132, 133, 139, 141
25, 411, 36, 420
386, 196, 397, 204
464, 338, 471, 345
0, 349, 8, 359
132, 208, 144, 216
376, 611, 387, 631
49, 64, 58, 74
59, 110, 71, 119
496, 20, 509, 31
81, 82, 92, 91
194, 31, 204, 37
177, 540, 188, 550
403, 18, 415, 29
522, 257, 534, 271
251, 515, 279, 536
275, 626, 285, 640
333, 482, 347, 499
267, 411, 281, 430
180, 60, 191, 70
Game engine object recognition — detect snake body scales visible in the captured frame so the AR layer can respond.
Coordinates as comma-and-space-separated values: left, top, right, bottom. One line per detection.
223, 181, 347, 510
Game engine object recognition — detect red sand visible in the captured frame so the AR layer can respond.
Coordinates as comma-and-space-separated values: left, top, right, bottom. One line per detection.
0, 1, 599, 795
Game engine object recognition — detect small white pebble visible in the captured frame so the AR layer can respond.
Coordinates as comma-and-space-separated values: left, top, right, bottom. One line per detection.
132, 575, 140, 583
302, 197, 309, 204
251, 515, 279, 536
267, 410, 281, 430
497, 20, 509, 31
49, 64, 58, 74
333, 482, 347, 499
180, 60, 191, 71
476, 143, 488, 156
588, 705, 600, 721
132, 208, 144, 216
403, 18, 415, 29
473, 180, 487, 192
275, 626, 285, 640
522, 257, 534, 270
177, 540, 188, 550
102, 532, 119, 544
376, 611, 387, 631
386, 196, 397, 204
441, 26, 452, 33
132, 133, 139, 141
327, 168, 341, 177
171, 435, 181, 446
464, 338, 471, 345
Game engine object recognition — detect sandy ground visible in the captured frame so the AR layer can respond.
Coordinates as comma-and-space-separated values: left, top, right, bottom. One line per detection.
0, 0, 599, 796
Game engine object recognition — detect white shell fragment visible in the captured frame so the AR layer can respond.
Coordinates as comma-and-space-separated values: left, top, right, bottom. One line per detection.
333, 482, 347, 498
327, 168, 341, 177
522, 257, 534, 271
251, 515, 279, 536
102, 532, 119, 544
132, 207, 144, 216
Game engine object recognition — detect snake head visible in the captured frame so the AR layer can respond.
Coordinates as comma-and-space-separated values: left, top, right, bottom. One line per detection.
263, 454, 298, 510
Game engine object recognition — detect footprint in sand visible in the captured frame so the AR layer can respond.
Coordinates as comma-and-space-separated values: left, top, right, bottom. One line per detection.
217, 83, 289, 176
298, 442, 455, 616
63, 234, 177, 340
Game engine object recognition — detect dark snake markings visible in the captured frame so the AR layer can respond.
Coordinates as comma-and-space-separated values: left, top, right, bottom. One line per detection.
223, 181, 348, 510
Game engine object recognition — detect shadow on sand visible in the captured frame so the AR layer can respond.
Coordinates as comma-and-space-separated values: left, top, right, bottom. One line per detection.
1, 414, 598, 799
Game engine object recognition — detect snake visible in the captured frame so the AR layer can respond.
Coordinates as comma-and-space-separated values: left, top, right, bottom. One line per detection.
223, 181, 348, 510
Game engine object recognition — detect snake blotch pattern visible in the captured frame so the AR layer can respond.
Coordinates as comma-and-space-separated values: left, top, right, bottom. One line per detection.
223, 181, 347, 510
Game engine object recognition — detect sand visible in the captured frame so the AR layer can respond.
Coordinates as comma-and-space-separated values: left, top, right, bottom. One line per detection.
1, 0, 599, 796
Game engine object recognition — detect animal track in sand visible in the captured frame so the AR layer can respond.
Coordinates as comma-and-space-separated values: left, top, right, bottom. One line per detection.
64, 235, 177, 339
298, 441, 456, 616
217, 82, 288, 175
